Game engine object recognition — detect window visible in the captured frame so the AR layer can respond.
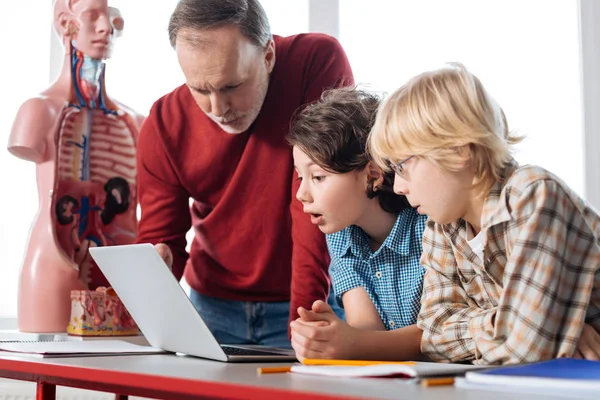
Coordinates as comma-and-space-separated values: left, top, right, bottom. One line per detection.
340, 0, 584, 196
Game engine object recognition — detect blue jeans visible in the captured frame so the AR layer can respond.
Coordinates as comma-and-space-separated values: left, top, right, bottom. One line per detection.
188, 288, 344, 348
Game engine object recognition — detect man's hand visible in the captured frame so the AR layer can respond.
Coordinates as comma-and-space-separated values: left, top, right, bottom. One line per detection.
290, 300, 359, 363
154, 243, 173, 271
574, 324, 600, 360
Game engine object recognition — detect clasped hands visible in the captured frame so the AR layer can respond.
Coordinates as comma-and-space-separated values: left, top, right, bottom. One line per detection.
290, 300, 359, 363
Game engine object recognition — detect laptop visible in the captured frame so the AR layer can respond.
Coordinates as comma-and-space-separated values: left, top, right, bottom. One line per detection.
89, 243, 297, 362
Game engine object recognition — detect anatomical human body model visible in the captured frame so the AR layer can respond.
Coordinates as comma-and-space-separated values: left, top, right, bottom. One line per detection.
7, 0, 144, 332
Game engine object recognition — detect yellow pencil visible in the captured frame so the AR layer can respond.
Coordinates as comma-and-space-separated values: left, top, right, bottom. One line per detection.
257, 366, 292, 374
420, 377, 455, 387
302, 359, 416, 366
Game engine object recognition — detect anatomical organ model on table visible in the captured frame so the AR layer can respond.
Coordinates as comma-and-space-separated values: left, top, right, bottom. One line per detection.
7, 0, 144, 333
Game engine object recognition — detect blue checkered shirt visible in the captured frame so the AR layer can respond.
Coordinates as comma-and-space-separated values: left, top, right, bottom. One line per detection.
327, 208, 427, 330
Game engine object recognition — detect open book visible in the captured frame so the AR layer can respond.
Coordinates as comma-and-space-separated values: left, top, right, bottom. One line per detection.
290, 360, 486, 378
0, 340, 166, 358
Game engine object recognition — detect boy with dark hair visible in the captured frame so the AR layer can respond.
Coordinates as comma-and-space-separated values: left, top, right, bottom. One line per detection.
288, 87, 427, 361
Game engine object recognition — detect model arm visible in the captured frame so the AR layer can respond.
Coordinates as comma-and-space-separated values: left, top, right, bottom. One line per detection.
8, 97, 58, 163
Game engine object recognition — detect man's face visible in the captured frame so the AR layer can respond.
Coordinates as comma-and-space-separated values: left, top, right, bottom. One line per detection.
176, 25, 275, 134
70, 0, 123, 60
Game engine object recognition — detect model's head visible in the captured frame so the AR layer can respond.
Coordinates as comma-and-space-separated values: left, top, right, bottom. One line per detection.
53, 0, 124, 60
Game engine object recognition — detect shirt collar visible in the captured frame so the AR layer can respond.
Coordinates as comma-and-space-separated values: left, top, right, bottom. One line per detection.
383, 210, 415, 256
339, 211, 415, 259
481, 159, 519, 231
441, 159, 519, 237
346, 225, 368, 259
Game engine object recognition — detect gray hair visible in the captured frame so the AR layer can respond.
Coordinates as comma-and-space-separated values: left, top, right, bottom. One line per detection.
168, 0, 272, 48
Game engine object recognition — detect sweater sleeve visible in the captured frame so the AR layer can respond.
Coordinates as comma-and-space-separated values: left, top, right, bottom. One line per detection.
289, 35, 354, 323
136, 111, 191, 281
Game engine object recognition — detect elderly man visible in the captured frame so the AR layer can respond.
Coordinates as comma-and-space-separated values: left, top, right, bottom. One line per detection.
137, 0, 353, 347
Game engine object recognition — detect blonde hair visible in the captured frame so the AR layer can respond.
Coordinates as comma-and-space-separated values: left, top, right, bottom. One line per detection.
368, 62, 522, 195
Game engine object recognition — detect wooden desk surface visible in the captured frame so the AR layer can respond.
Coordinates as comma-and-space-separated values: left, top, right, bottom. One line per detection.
0, 353, 575, 399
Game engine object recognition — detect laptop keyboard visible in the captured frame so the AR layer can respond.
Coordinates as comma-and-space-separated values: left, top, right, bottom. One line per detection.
221, 346, 285, 356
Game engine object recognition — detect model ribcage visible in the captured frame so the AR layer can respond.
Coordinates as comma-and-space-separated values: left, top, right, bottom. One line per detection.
54, 106, 138, 287
57, 108, 136, 182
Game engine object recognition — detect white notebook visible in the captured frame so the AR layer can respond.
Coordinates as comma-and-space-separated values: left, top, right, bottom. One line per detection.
291, 362, 486, 378
0, 340, 166, 358
0, 329, 149, 346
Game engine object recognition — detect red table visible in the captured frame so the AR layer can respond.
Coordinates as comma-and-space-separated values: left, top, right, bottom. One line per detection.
0, 354, 356, 400
0, 353, 554, 400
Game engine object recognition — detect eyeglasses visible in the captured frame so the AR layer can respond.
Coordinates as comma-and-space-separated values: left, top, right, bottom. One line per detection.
388, 155, 415, 177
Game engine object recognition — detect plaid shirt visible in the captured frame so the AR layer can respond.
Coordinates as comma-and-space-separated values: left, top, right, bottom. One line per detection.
417, 161, 600, 365
327, 208, 427, 330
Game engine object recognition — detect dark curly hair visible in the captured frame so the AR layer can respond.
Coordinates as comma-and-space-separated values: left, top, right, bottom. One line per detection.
287, 87, 409, 214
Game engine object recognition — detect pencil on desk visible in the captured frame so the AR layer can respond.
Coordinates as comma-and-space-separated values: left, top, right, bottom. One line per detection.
302, 359, 416, 366
257, 366, 292, 374
257, 359, 417, 374
420, 377, 455, 387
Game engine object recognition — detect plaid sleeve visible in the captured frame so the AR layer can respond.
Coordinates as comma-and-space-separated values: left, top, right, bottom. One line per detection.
476, 179, 597, 364
417, 220, 492, 363
419, 178, 599, 365
326, 235, 365, 309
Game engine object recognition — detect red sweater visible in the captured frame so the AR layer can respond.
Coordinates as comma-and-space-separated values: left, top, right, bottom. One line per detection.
136, 34, 354, 320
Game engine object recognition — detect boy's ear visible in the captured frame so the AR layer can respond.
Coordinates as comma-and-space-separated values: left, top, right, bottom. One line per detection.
365, 161, 385, 189
454, 145, 473, 169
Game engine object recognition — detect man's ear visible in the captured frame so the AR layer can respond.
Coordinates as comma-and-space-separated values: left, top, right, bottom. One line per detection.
264, 39, 276, 73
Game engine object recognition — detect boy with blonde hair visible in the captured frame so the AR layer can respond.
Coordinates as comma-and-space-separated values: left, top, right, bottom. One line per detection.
368, 63, 600, 365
